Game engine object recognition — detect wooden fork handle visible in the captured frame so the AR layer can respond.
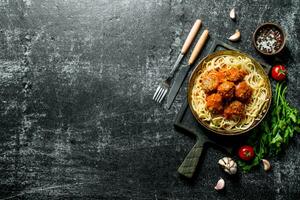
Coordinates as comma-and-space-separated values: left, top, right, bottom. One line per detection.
181, 19, 202, 55
188, 29, 209, 65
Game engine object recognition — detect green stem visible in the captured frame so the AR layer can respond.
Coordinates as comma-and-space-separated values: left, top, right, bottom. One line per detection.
280, 86, 287, 116
276, 83, 282, 121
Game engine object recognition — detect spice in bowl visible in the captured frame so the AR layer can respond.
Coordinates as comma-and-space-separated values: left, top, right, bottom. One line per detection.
253, 23, 286, 55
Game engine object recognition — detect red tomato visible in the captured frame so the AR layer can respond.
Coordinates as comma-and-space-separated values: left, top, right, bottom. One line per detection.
238, 145, 255, 161
271, 65, 287, 81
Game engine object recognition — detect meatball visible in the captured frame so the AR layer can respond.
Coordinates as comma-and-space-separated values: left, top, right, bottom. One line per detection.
215, 70, 226, 83
224, 68, 248, 82
224, 100, 245, 119
217, 81, 235, 99
206, 93, 223, 113
201, 71, 220, 93
235, 81, 253, 102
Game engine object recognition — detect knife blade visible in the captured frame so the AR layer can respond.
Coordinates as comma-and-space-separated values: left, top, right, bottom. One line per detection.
166, 66, 190, 109
153, 19, 202, 103
166, 29, 209, 109
169, 53, 184, 76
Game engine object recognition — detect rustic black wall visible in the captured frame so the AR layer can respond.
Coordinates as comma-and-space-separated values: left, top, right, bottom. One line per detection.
0, 0, 299, 199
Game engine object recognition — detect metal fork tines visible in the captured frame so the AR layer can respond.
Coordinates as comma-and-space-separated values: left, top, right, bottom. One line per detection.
152, 77, 171, 103
152, 53, 184, 103
152, 19, 202, 103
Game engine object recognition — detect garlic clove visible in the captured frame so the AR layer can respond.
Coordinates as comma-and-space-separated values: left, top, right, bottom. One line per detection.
230, 8, 236, 20
229, 166, 237, 175
262, 159, 271, 171
214, 178, 225, 191
223, 157, 230, 163
226, 157, 232, 168
229, 160, 235, 168
233, 162, 237, 168
218, 159, 226, 166
228, 30, 241, 42
224, 168, 231, 174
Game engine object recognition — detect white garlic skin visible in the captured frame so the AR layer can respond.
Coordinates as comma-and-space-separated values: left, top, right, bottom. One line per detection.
214, 178, 225, 190
262, 159, 271, 171
229, 160, 235, 168
218, 158, 226, 166
229, 166, 237, 175
218, 157, 237, 175
228, 30, 241, 42
230, 8, 236, 20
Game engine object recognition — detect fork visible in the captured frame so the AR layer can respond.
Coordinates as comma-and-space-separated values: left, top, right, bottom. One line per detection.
153, 19, 202, 103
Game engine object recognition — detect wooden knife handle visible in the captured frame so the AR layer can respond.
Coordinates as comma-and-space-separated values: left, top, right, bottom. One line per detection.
181, 19, 202, 55
188, 29, 209, 65
177, 140, 204, 178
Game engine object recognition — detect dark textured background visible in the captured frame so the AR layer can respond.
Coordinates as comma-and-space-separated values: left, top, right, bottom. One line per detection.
0, 0, 299, 199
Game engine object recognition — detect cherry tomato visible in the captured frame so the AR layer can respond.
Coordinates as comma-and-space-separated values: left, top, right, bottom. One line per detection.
238, 145, 255, 161
271, 65, 287, 81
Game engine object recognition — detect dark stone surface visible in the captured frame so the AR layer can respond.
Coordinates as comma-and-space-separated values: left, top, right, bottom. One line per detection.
0, 0, 299, 199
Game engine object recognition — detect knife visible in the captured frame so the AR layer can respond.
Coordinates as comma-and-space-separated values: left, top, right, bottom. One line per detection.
166, 29, 209, 109
167, 19, 202, 80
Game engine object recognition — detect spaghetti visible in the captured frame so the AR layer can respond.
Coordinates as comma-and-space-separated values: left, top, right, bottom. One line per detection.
191, 55, 270, 132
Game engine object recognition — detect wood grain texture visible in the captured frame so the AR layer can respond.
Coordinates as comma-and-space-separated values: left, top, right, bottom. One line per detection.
0, 0, 299, 199
188, 29, 209, 65
177, 140, 204, 178
181, 19, 201, 54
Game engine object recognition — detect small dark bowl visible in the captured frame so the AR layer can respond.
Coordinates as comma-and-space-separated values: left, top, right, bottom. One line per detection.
252, 22, 286, 56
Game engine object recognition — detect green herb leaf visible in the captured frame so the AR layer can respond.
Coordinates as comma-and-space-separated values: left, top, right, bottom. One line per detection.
238, 82, 300, 172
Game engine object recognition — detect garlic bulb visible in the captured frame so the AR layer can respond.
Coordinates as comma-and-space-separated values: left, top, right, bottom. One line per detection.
228, 30, 241, 42
218, 157, 237, 175
214, 178, 225, 190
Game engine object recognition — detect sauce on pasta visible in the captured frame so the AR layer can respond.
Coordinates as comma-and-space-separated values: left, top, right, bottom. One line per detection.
191, 55, 269, 132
